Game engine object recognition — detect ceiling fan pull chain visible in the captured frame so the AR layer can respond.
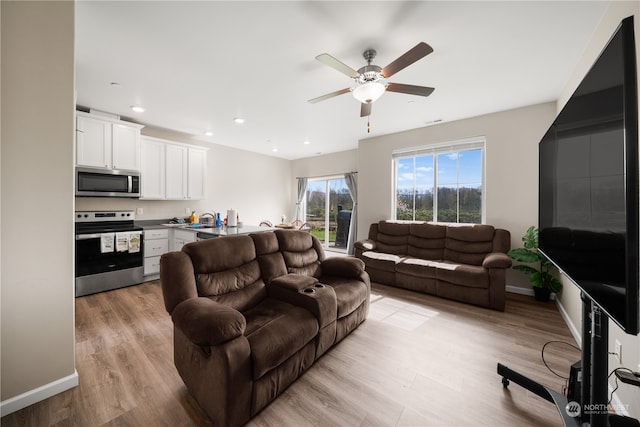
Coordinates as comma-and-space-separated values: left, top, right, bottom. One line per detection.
367, 116, 371, 133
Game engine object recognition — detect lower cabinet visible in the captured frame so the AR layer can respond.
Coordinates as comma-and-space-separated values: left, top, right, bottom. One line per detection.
143, 228, 199, 279
143, 228, 170, 277
173, 229, 196, 251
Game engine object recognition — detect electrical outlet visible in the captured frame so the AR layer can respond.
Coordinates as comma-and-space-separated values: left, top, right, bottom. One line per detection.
136, 207, 143, 215
185, 207, 191, 214
614, 339, 622, 364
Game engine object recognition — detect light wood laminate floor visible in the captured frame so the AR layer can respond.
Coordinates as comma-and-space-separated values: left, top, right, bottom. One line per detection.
2, 280, 580, 426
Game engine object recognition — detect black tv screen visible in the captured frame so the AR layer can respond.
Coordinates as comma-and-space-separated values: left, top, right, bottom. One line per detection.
538, 16, 639, 335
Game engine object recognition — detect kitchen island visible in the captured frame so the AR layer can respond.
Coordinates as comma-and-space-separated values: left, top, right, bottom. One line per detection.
193, 224, 275, 239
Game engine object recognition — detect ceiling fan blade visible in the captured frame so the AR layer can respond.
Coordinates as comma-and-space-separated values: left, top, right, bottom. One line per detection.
316, 53, 360, 79
360, 102, 372, 117
381, 42, 433, 78
386, 83, 435, 97
308, 88, 351, 104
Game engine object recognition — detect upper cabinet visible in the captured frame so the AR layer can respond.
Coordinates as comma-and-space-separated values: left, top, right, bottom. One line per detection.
76, 111, 144, 171
187, 146, 206, 200
140, 136, 207, 200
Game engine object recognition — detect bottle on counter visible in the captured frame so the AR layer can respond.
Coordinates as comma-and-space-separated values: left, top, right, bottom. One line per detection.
189, 211, 198, 224
215, 212, 222, 227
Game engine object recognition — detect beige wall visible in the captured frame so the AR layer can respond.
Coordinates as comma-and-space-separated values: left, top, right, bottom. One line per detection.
1, 0, 77, 408
76, 126, 292, 226
554, 1, 640, 418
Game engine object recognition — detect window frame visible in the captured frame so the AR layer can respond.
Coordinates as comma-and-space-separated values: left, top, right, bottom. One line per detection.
392, 136, 486, 224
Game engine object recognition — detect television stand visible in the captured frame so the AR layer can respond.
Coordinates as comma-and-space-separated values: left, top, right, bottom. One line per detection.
497, 362, 581, 426
497, 294, 610, 427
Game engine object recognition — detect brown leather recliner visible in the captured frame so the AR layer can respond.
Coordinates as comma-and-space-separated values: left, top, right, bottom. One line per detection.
160, 230, 370, 427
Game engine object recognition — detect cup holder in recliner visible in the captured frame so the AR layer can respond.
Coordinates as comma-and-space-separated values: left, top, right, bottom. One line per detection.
302, 283, 326, 295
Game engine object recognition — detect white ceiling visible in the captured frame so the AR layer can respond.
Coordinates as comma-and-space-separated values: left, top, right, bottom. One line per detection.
75, 1, 610, 160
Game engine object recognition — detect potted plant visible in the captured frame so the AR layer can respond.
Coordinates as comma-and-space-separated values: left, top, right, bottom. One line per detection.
508, 226, 562, 301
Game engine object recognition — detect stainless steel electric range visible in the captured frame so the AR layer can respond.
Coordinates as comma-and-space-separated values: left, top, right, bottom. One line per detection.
74, 210, 144, 297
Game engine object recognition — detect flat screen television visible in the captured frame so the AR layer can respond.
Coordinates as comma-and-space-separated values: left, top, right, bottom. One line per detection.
538, 16, 639, 335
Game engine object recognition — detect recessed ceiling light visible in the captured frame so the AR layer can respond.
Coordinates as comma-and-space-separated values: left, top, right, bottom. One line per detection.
303, 140, 310, 145
233, 117, 245, 124
204, 131, 213, 137
110, 82, 121, 88
130, 105, 145, 113
272, 148, 278, 152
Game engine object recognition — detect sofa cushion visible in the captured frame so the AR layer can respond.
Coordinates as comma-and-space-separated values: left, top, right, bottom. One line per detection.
321, 276, 369, 318
361, 251, 404, 271
407, 223, 446, 259
276, 230, 324, 277
435, 261, 489, 288
444, 225, 495, 266
375, 221, 411, 254
185, 234, 257, 272
396, 257, 439, 278
244, 298, 319, 380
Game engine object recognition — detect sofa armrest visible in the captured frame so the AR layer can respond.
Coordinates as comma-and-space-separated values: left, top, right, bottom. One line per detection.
172, 297, 246, 346
269, 273, 318, 291
321, 257, 365, 278
482, 252, 513, 269
354, 239, 376, 251
267, 275, 337, 329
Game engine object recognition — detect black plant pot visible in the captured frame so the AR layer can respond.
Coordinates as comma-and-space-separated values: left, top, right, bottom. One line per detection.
533, 286, 552, 302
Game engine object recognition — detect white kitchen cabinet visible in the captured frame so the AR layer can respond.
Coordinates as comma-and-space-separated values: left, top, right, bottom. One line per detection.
165, 144, 188, 200
187, 147, 207, 200
76, 111, 143, 171
143, 228, 170, 277
173, 228, 196, 251
112, 123, 141, 170
139, 136, 207, 200
140, 137, 166, 200
76, 114, 112, 168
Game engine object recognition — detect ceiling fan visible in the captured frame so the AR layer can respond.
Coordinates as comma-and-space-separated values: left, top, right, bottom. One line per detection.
308, 42, 435, 119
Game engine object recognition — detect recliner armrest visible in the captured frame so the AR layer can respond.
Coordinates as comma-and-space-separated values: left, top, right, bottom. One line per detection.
269, 273, 318, 291
172, 298, 246, 346
321, 257, 365, 278
482, 252, 512, 269
354, 239, 376, 251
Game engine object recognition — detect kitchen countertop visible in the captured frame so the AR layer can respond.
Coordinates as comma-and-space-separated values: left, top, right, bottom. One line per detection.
193, 224, 275, 238
135, 220, 274, 236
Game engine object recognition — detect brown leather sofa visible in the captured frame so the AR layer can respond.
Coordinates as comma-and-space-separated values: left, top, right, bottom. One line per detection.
354, 221, 511, 311
160, 229, 370, 427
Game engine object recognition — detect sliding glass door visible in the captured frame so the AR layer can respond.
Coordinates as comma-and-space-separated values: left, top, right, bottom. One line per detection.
305, 177, 353, 251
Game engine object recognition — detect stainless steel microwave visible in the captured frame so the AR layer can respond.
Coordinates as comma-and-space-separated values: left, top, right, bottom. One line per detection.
75, 167, 140, 198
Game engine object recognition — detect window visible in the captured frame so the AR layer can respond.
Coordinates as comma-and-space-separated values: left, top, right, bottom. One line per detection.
305, 176, 353, 251
393, 137, 485, 223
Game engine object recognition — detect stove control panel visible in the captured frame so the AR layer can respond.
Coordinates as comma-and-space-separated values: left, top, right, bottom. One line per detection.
75, 210, 136, 223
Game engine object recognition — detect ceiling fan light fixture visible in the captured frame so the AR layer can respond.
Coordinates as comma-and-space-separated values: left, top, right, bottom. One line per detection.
352, 81, 386, 104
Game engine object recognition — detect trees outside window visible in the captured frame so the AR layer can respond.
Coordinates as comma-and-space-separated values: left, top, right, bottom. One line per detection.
394, 139, 484, 224
305, 177, 353, 250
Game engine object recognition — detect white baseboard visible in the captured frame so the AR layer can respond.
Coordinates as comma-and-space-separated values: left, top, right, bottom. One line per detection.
554, 297, 582, 348
0, 371, 78, 416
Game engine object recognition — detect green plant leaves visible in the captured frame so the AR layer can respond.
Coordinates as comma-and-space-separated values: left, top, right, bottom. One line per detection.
508, 248, 542, 263
508, 225, 563, 293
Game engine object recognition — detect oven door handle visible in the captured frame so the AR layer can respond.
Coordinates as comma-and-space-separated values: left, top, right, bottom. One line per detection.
76, 234, 104, 240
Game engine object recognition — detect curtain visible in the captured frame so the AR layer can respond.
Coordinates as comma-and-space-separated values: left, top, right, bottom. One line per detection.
344, 172, 358, 255
296, 177, 308, 221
